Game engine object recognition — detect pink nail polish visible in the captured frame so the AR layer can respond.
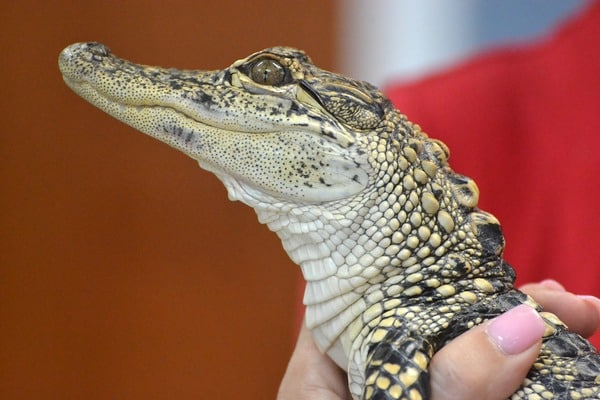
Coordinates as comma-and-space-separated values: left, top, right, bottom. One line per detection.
486, 304, 546, 355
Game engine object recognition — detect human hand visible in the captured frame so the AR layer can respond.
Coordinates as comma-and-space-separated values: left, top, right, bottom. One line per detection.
278, 321, 351, 400
277, 280, 600, 400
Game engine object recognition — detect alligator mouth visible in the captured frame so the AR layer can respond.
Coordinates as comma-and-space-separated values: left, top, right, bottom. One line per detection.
59, 43, 236, 134
59, 42, 370, 204
61, 43, 335, 142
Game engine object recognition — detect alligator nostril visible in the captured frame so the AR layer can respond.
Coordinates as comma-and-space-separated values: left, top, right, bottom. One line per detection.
86, 42, 111, 59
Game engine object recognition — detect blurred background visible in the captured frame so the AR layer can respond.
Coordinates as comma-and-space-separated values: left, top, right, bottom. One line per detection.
1, 1, 591, 399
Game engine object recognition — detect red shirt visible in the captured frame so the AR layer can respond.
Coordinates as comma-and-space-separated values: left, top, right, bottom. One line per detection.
385, 4, 600, 345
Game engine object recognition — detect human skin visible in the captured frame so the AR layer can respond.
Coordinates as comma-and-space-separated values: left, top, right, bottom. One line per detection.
278, 280, 600, 400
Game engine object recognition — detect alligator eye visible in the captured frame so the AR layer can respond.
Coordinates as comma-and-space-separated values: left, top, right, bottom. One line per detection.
249, 58, 285, 85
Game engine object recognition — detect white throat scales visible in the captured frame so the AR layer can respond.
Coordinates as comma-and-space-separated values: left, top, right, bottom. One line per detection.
214, 166, 384, 370
258, 202, 377, 370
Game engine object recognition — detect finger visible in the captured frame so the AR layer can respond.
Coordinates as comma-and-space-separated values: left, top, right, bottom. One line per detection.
430, 305, 545, 400
278, 324, 350, 400
520, 280, 600, 338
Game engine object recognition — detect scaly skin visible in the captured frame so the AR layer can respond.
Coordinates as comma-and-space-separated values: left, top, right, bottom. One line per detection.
59, 43, 600, 399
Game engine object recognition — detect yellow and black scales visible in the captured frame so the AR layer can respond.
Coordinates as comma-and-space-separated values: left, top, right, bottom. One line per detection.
59, 43, 600, 399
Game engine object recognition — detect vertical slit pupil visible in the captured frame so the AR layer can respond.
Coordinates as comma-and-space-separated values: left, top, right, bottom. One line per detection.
250, 59, 285, 85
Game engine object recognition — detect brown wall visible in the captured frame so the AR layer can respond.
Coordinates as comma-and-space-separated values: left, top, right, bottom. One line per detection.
1, 1, 334, 398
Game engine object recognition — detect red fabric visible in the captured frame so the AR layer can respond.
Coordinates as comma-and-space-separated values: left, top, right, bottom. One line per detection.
385, 4, 600, 346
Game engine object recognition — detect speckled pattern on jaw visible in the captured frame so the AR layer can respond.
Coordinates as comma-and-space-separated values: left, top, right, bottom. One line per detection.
59, 42, 600, 400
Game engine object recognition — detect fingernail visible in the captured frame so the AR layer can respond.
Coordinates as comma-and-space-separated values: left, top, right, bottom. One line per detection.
577, 295, 600, 319
538, 279, 566, 291
578, 295, 600, 307
486, 304, 545, 355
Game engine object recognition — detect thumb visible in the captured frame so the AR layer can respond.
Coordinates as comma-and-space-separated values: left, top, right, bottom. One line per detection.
429, 305, 545, 400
